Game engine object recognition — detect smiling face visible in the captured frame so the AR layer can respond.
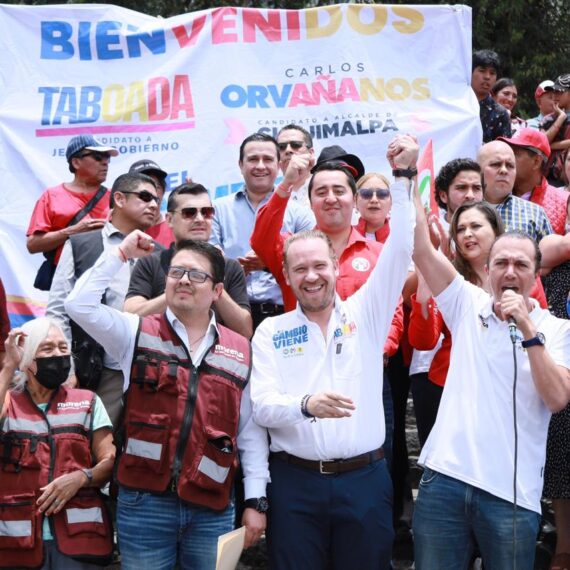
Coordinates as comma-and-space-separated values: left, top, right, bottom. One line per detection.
487, 236, 537, 302
494, 85, 517, 112
239, 141, 279, 197
454, 208, 497, 266
355, 175, 392, 231
165, 249, 223, 317
284, 237, 337, 315
310, 170, 355, 234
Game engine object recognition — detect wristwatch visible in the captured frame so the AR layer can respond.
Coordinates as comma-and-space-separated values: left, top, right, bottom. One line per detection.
392, 167, 418, 179
81, 468, 94, 486
521, 332, 545, 349
243, 497, 269, 514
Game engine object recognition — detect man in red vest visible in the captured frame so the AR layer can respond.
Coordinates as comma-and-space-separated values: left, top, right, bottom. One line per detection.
66, 233, 269, 570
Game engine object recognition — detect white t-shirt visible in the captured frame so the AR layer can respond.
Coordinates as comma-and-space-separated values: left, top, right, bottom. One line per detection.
419, 275, 570, 513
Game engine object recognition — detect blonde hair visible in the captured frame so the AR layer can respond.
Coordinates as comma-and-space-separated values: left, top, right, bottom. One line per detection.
356, 172, 391, 190
11, 317, 62, 392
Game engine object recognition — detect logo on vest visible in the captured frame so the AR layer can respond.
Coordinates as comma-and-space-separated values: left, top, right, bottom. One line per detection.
273, 325, 308, 356
351, 257, 370, 272
333, 321, 357, 341
214, 345, 245, 363
57, 400, 91, 410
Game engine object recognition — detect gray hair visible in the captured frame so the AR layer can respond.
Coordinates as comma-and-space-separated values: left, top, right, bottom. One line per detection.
11, 317, 62, 392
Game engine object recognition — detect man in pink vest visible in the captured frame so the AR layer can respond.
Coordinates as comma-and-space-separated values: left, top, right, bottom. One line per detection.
499, 128, 570, 235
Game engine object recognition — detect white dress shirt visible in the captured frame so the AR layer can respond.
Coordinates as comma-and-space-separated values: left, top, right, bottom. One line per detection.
250, 181, 415, 460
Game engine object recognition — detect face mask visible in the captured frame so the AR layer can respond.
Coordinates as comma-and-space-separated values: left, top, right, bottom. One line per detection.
33, 355, 71, 390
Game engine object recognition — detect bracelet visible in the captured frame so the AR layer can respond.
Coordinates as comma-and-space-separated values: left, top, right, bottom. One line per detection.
301, 394, 314, 419
117, 246, 128, 263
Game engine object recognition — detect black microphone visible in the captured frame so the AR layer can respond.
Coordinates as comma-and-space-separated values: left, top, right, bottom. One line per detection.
508, 317, 517, 344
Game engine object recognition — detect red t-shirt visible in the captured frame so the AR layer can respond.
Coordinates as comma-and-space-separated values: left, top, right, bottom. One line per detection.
27, 183, 110, 263
146, 219, 174, 248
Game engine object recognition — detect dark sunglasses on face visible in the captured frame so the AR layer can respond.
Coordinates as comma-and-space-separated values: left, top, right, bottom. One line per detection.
77, 151, 111, 162
358, 188, 391, 200
121, 190, 159, 203
171, 207, 215, 220
167, 266, 213, 283
277, 140, 306, 152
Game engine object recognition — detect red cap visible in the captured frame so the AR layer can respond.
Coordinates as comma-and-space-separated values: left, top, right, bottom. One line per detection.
534, 80, 554, 100
498, 128, 551, 160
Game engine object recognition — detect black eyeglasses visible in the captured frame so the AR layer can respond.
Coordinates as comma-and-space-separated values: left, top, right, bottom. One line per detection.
277, 141, 306, 152
77, 151, 111, 162
358, 188, 391, 200
121, 190, 159, 203
167, 266, 213, 283
171, 207, 215, 220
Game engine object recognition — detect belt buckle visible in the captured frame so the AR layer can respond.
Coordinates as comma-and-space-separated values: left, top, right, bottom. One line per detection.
169, 478, 177, 492
319, 460, 336, 475
259, 303, 273, 315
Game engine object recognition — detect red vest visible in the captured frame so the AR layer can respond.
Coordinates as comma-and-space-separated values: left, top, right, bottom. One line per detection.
0, 387, 113, 568
117, 314, 251, 511
530, 177, 569, 235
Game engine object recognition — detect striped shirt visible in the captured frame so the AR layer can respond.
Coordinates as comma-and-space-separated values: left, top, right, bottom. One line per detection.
495, 194, 553, 243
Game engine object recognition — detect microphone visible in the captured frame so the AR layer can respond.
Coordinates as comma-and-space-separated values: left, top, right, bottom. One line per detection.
508, 317, 517, 344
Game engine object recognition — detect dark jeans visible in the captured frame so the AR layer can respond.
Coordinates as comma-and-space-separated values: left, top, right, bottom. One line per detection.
410, 372, 443, 449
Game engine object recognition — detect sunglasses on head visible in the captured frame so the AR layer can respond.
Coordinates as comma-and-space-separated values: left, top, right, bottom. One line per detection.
121, 190, 159, 203
167, 266, 213, 283
172, 207, 215, 220
277, 141, 306, 152
77, 151, 111, 162
358, 188, 391, 200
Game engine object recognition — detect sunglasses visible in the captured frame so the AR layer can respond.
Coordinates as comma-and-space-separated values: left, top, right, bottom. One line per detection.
172, 207, 215, 220
167, 266, 213, 284
277, 141, 306, 152
121, 190, 159, 203
358, 188, 391, 200
77, 151, 111, 162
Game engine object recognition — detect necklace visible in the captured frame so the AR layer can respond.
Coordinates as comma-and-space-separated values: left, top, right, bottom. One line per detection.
188, 333, 206, 352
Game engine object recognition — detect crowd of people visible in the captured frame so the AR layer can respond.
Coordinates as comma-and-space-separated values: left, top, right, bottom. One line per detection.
0, 49, 570, 570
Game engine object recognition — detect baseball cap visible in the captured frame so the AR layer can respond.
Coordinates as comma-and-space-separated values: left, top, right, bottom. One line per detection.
129, 159, 168, 181
553, 74, 570, 92
534, 80, 554, 100
66, 135, 119, 161
498, 128, 551, 160
310, 145, 365, 180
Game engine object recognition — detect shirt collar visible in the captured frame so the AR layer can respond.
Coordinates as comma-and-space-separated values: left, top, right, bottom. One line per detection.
165, 307, 220, 338
103, 220, 124, 239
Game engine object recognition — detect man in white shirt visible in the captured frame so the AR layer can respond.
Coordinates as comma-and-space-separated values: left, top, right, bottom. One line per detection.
412, 192, 570, 568
249, 134, 418, 569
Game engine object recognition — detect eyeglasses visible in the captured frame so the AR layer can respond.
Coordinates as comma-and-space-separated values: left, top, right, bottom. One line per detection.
167, 266, 213, 283
277, 141, 306, 152
171, 207, 215, 220
77, 151, 111, 162
121, 190, 159, 203
358, 188, 391, 200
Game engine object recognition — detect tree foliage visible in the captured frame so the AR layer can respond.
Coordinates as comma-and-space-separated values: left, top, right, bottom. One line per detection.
4, 0, 568, 116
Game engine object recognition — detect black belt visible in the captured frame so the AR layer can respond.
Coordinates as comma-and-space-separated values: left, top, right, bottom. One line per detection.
250, 302, 284, 316
271, 448, 384, 475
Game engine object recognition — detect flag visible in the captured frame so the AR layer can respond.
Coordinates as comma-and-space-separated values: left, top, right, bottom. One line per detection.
417, 139, 438, 215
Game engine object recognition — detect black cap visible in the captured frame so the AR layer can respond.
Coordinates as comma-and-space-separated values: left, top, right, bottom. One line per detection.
553, 74, 570, 92
310, 145, 365, 180
129, 159, 168, 181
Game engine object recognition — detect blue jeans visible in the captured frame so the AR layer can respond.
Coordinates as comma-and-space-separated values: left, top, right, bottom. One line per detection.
413, 469, 540, 570
117, 487, 235, 570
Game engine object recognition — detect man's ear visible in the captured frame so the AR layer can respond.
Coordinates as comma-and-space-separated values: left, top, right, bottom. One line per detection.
213, 282, 224, 301
283, 264, 291, 287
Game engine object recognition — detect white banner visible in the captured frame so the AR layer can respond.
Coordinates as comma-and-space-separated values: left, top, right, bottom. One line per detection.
0, 3, 481, 324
